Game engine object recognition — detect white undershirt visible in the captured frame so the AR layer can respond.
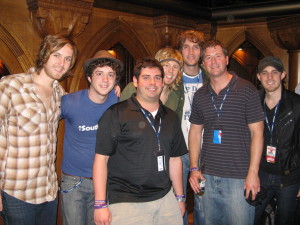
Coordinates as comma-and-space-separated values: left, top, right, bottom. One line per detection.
151, 109, 158, 118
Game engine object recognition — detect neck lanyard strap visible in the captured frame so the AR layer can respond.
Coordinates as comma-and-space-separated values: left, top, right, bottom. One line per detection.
264, 100, 280, 144
210, 87, 230, 118
141, 108, 162, 151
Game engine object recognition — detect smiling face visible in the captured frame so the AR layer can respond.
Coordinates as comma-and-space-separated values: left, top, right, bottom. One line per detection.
41, 44, 74, 81
257, 66, 285, 93
202, 45, 229, 78
181, 39, 201, 67
133, 67, 164, 103
88, 66, 116, 99
162, 60, 181, 86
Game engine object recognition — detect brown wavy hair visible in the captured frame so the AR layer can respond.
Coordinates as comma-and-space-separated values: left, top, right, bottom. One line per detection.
177, 30, 205, 51
35, 34, 78, 77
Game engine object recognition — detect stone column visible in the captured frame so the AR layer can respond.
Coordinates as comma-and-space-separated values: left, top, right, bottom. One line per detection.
268, 15, 300, 91
288, 50, 300, 91
26, 0, 94, 38
153, 15, 215, 50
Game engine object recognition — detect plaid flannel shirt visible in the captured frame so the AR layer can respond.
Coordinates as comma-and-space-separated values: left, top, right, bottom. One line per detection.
0, 73, 65, 204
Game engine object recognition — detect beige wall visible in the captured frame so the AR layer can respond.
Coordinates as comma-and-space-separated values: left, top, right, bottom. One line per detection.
0, 0, 292, 90
0, 1, 294, 224
216, 22, 288, 73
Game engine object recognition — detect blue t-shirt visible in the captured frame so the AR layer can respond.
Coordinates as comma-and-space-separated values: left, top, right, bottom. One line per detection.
61, 89, 118, 177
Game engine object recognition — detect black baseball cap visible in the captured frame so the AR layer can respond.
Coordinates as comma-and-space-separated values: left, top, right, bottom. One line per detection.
258, 56, 284, 73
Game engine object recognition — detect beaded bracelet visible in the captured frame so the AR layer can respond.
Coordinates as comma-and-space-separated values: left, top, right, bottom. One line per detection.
189, 167, 199, 172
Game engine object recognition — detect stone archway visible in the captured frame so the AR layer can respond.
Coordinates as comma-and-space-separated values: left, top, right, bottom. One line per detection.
226, 30, 272, 57
70, 17, 151, 92
0, 23, 34, 74
226, 31, 272, 86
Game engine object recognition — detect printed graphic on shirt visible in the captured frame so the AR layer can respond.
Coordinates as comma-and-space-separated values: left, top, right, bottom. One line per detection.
181, 72, 203, 144
78, 124, 98, 131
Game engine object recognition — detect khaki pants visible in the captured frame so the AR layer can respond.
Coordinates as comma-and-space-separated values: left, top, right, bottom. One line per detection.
109, 189, 183, 225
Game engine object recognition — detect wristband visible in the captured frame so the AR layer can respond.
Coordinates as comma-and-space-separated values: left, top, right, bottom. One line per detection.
94, 200, 107, 209
94, 203, 108, 209
95, 200, 106, 204
189, 167, 199, 172
175, 194, 186, 202
175, 194, 185, 198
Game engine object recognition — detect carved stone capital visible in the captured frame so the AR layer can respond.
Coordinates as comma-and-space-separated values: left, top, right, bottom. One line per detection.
27, 0, 94, 38
153, 15, 196, 48
196, 22, 217, 41
267, 15, 300, 50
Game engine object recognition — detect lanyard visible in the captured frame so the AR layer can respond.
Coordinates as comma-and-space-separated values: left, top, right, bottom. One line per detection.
210, 87, 230, 119
140, 108, 162, 152
264, 100, 279, 145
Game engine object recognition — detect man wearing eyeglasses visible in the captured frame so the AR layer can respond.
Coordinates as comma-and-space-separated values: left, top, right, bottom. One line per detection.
255, 56, 300, 225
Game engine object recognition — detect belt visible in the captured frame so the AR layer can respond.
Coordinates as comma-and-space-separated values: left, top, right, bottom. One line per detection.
62, 172, 93, 180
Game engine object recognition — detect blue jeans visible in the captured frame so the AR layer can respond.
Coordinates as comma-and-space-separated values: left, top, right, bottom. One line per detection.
194, 194, 205, 225
181, 153, 205, 225
60, 173, 95, 225
2, 191, 58, 225
203, 174, 255, 225
254, 171, 300, 225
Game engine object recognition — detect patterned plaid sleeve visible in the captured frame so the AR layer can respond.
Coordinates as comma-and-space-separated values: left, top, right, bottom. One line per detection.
0, 73, 64, 204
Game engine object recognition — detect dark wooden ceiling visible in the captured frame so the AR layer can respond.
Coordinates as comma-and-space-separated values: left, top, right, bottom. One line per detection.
94, 0, 300, 21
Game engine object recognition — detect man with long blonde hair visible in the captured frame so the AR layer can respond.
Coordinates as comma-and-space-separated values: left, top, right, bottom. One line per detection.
121, 47, 184, 119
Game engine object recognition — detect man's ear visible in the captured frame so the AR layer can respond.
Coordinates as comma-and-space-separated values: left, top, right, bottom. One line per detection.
257, 73, 261, 82
133, 76, 138, 88
281, 71, 286, 81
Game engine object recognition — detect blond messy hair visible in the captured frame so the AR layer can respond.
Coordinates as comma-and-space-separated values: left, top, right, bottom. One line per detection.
155, 47, 183, 90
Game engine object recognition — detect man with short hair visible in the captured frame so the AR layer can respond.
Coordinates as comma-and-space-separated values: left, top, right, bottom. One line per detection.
60, 50, 123, 225
189, 40, 264, 225
255, 56, 300, 225
93, 58, 187, 225
0, 34, 77, 225
177, 29, 209, 225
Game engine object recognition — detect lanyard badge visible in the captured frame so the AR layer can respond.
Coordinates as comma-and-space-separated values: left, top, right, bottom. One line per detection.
213, 129, 222, 144
211, 87, 230, 144
266, 145, 276, 163
264, 101, 280, 163
140, 108, 165, 171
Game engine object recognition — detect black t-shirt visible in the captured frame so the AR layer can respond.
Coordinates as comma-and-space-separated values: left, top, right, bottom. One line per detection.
260, 104, 281, 174
95, 96, 188, 204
